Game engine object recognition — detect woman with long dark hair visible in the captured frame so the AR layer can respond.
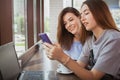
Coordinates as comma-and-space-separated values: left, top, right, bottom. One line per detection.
57, 7, 88, 60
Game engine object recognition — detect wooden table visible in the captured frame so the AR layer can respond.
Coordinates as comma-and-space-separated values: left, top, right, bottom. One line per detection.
23, 45, 80, 80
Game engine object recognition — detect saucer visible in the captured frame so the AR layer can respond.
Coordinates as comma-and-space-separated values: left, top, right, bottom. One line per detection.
56, 68, 73, 74
56, 63, 73, 74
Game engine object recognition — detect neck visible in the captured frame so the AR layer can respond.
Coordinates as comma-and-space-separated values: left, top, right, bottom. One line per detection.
92, 26, 104, 40
74, 34, 80, 41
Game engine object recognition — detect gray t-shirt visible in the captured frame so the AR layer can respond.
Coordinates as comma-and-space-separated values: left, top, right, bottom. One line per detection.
79, 29, 120, 78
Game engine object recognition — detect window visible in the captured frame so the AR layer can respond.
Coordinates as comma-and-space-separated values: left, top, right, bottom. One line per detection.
110, 8, 120, 28
63, 0, 72, 8
44, 0, 50, 32
33, 0, 37, 43
73, 0, 84, 10
13, 0, 27, 57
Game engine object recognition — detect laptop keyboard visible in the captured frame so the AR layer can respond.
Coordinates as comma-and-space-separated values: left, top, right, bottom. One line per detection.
22, 71, 44, 80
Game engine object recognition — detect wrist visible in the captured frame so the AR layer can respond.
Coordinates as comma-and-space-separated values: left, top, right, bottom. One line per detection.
58, 53, 70, 65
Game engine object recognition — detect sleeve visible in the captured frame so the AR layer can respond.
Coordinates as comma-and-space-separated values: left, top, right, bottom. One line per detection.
78, 38, 92, 65
93, 39, 120, 76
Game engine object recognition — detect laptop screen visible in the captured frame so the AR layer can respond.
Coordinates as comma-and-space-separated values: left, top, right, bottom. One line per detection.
0, 42, 21, 80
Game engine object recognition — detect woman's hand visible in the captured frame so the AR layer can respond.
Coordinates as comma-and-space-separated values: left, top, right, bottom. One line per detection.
43, 43, 65, 61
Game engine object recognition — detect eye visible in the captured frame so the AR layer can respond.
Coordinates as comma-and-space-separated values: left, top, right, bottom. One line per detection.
84, 11, 89, 15
69, 18, 73, 21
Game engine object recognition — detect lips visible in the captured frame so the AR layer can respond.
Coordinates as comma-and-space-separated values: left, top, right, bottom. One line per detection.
69, 27, 73, 32
68, 25, 74, 32
83, 22, 88, 27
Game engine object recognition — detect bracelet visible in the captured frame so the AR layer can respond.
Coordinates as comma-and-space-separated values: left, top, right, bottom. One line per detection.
63, 56, 70, 65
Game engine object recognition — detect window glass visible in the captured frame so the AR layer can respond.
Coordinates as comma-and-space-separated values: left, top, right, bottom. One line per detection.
73, 0, 84, 10
63, 0, 72, 8
44, 0, 50, 32
110, 8, 120, 28
33, 0, 37, 43
13, 0, 26, 57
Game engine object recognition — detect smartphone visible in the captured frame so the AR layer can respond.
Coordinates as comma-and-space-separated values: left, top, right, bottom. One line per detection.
39, 33, 52, 44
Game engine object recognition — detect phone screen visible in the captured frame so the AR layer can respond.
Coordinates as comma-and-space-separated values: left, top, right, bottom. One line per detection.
39, 33, 52, 44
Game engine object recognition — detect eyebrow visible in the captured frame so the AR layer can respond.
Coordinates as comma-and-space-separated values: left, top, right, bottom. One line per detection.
64, 16, 72, 22
68, 16, 72, 20
80, 9, 89, 15
83, 9, 89, 13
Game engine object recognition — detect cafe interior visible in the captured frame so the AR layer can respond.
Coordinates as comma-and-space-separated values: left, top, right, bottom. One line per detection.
0, 0, 120, 80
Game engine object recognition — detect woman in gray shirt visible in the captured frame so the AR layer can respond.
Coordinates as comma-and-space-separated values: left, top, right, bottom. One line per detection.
44, 0, 120, 80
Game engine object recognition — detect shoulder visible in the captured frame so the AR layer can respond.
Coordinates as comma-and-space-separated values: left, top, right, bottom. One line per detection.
105, 29, 120, 40
84, 36, 93, 45
82, 36, 93, 50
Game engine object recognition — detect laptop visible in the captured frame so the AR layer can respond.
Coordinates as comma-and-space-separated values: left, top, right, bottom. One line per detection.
0, 42, 57, 80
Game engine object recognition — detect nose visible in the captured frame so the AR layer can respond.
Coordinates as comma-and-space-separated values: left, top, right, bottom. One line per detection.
66, 22, 71, 29
80, 15, 86, 23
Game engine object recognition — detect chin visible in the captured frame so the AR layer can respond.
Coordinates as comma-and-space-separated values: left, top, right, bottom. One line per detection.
71, 31, 77, 35
85, 27, 92, 31
86, 29, 91, 31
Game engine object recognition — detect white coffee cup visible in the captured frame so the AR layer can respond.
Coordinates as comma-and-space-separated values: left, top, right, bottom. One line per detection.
56, 63, 73, 74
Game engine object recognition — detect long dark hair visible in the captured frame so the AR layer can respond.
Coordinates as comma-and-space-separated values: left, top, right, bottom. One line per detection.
57, 7, 89, 50
82, 0, 119, 31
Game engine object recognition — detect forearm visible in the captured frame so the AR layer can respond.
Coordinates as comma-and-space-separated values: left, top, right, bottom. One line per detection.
59, 54, 94, 80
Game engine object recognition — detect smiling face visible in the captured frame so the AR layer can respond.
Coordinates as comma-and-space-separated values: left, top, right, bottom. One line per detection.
80, 4, 98, 31
63, 12, 82, 35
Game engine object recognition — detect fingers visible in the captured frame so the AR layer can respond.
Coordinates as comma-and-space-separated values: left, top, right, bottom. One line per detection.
43, 42, 55, 60
43, 42, 62, 60
54, 43, 61, 47
47, 54, 54, 60
45, 50, 54, 60
42, 44, 49, 52
44, 42, 53, 49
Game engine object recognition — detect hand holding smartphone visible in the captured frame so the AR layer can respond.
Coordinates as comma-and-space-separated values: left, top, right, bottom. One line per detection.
39, 33, 52, 44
